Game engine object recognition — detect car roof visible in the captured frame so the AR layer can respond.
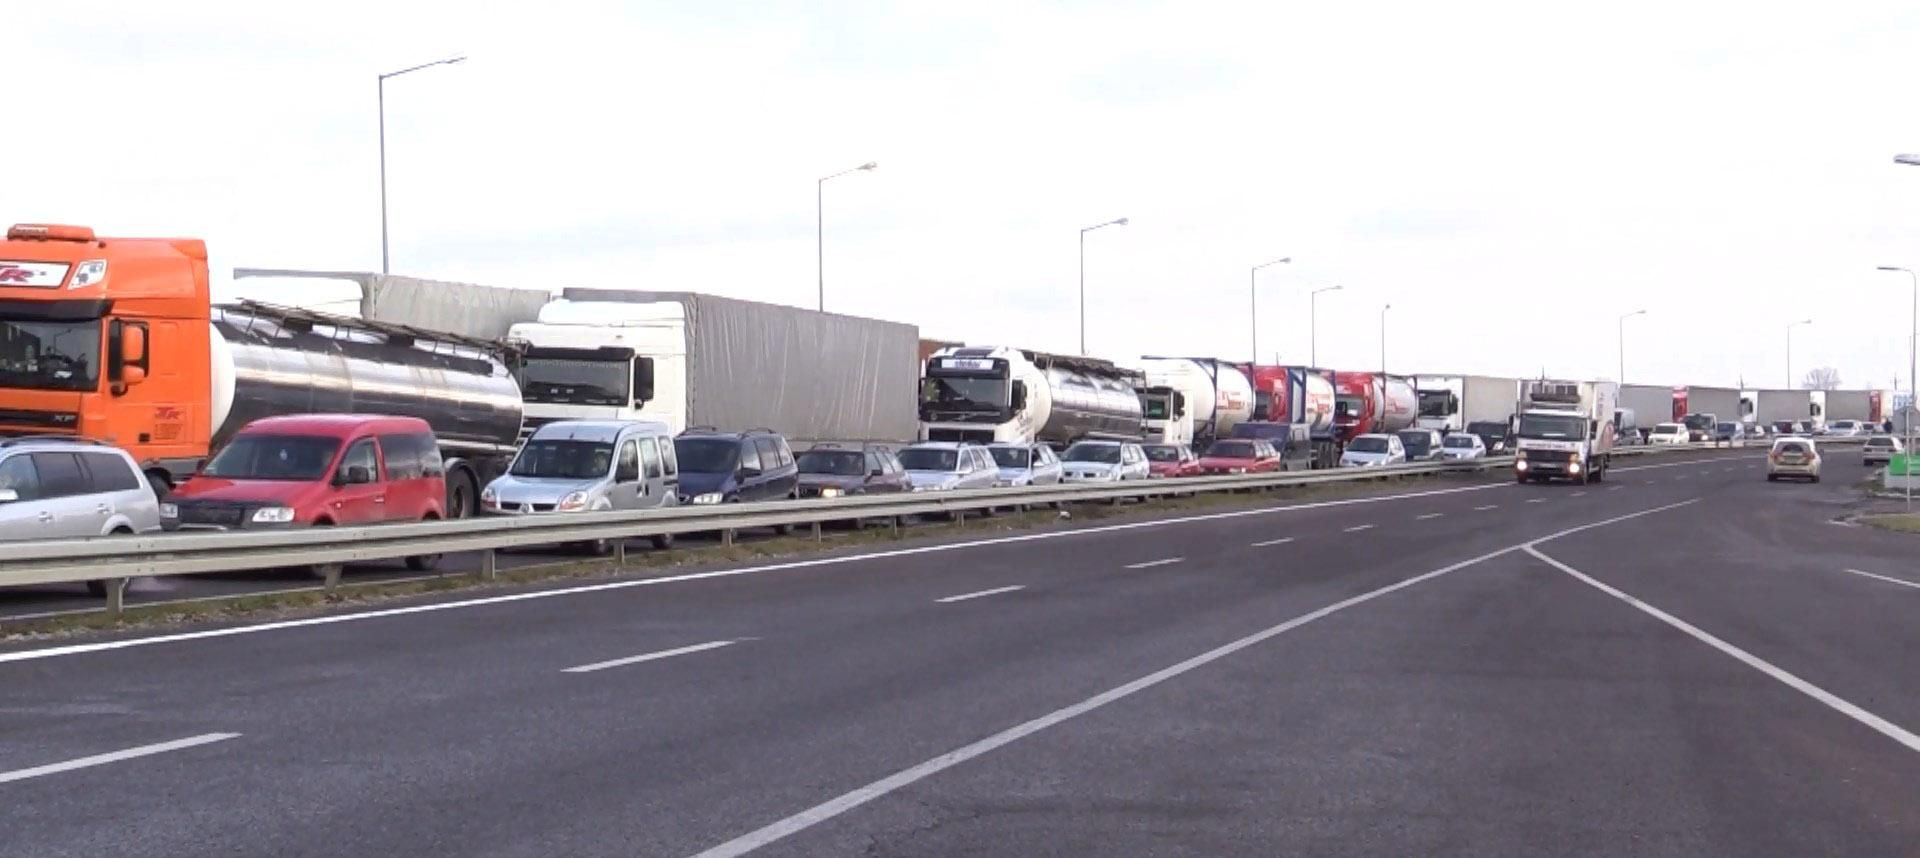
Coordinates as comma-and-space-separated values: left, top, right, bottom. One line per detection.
1354, 433, 1393, 440
238, 413, 431, 438
905, 441, 984, 451
1771, 436, 1815, 446
530, 419, 673, 443
0, 436, 123, 454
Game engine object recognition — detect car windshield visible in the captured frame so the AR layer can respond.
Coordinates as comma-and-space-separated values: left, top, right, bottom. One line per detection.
1063, 443, 1121, 463
1518, 414, 1587, 440
1443, 435, 1476, 449
898, 448, 959, 471
1398, 431, 1433, 456
0, 318, 100, 392
1467, 421, 1508, 438
1349, 437, 1389, 453
798, 450, 865, 476
989, 447, 1030, 468
1867, 438, 1894, 448
1776, 442, 1811, 455
674, 437, 741, 473
510, 439, 615, 479
202, 434, 340, 480
1142, 445, 1183, 462
1656, 424, 1684, 433
519, 357, 629, 406
1205, 440, 1256, 458
1684, 415, 1715, 430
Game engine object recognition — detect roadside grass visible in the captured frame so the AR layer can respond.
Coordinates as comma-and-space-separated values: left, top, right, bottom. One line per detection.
1858, 512, 1920, 535
0, 470, 1474, 641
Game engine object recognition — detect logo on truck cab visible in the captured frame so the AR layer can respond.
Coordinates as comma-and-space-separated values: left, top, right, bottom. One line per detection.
0, 261, 72, 287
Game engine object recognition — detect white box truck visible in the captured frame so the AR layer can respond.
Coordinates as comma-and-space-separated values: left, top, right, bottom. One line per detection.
1513, 379, 1618, 485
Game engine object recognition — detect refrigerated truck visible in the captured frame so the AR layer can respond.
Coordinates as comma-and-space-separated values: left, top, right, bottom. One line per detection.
508, 289, 920, 444
1513, 379, 1618, 484
1412, 375, 1520, 434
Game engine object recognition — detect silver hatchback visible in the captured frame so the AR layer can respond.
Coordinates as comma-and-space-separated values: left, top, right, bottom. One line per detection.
0, 437, 161, 595
482, 420, 681, 552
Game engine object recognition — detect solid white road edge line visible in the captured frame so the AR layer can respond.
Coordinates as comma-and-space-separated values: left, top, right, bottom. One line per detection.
1250, 537, 1294, 547
684, 499, 1699, 858
0, 733, 240, 785
935, 585, 1026, 604
563, 640, 739, 674
1124, 558, 1184, 569
1342, 524, 1375, 533
1840, 568, 1920, 591
1525, 545, 1920, 755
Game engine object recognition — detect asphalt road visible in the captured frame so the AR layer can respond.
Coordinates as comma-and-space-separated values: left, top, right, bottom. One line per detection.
3, 445, 1917, 856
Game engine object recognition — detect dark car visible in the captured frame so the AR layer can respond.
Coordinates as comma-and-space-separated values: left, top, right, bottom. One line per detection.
1466, 420, 1511, 454
796, 445, 911, 498
673, 429, 800, 530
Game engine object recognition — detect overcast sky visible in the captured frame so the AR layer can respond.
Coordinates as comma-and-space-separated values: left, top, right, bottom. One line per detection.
15, 2, 1920, 390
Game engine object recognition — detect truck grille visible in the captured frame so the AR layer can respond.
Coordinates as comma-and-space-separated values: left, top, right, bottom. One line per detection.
926, 428, 994, 444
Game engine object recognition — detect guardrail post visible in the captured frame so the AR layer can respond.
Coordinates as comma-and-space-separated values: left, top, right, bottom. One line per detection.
322, 563, 343, 593
103, 577, 125, 616
480, 548, 497, 581
890, 515, 901, 538
954, 509, 966, 526
614, 540, 628, 565
722, 528, 735, 548
811, 521, 823, 542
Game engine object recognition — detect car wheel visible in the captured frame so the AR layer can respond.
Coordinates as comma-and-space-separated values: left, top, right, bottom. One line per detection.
406, 552, 442, 571
1766, 474, 1778, 482
773, 494, 798, 535
651, 532, 675, 551
578, 539, 613, 557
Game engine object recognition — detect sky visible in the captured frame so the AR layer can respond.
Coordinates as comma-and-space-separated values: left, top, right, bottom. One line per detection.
12, 1, 1920, 391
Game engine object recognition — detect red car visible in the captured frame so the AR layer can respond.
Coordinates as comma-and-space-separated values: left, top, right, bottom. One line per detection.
1143, 443, 1201, 477
1195, 438, 1283, 475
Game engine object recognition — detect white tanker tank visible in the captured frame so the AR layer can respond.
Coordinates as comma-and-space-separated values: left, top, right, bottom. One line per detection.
920, 346, 1144, 446
1134, 357, 1255, 447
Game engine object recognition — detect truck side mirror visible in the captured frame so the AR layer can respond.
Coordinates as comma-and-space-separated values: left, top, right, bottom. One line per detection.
1173, 392, 1187, 418
108, 320, 150, 392
633, 358, 655, 404
1010, 381, 1028, 411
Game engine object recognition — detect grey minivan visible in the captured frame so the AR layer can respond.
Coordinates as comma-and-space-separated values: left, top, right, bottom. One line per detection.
0, 437, 161, 595
481, 420, 680, 553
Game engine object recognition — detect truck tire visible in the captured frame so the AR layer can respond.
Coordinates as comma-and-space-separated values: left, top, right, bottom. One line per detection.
445, 469, 479, 519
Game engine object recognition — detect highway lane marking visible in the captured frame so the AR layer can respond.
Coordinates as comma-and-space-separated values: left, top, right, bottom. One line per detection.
0, 733, 240, 785
1526, 498, 1547, 504
1608, 486, 1624, 491
685, 499, 1700, 858
1415, 513, 1444, 520
936, 585, 1026, 604
564, 640, 739, 674
1674, 475, 1688, 481
1839, 568, 1920, 591
1342, 524, 1375, 533
1474, 504, 1498, 511
1570, 491, 1587, 497
1125, 557, 1185, 569
1250, 537, 1294, 547
1614, 455, 1760, 473
0, 468, 1734, 665
1525, 546, 1920, 755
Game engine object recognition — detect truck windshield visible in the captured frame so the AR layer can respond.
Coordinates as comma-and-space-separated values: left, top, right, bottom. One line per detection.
989, 447, 1030, 468
797, 450, 865, 476
1518, 414, 1587, 440
922, 375, 1006, 411
510, 440, 614, 480
0, 318, 100, 392
1417, 391, 1452, 418
520, 358, 629, 406
1334, 395, 1364, 421
202, 435, 340, 481
898, 448, 959, 471
674, 438, 740, 474
1063, 443, 1121, 463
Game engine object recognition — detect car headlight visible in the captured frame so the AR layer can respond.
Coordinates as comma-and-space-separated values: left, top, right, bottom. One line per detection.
158, 502, 178, 519
251, 506, 296, 524
819, 487, 844, 498
480, 485, 498, 508
1515, 460, 1529, 471
691, 492, 725, 505
556, 491, 592, 512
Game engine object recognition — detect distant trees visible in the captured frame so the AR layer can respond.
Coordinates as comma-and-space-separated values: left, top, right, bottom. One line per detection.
1802, 367, 1843, 390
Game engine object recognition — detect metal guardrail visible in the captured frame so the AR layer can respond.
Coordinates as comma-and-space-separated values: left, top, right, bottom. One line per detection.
0, 440, 1839, 606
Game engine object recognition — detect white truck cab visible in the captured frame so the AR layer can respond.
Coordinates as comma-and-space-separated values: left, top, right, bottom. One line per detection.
1513, 380, 1618, 484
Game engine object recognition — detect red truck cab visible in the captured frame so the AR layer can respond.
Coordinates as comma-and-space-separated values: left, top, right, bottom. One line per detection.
162, 414, 446, 534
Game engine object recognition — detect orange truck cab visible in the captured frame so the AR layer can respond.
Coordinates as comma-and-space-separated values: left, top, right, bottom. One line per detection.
0, 224, 209, 487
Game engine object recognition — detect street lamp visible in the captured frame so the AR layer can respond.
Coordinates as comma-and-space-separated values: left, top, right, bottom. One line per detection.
379, 55, 466, 274
1877, 265, 1917, 507
1079, 217, 1128, 354
1309, 284, 1343, 366
1618, 309, 1646, 383
1787, 318, 1812, 388
817, 161, 877, 312
1379, 303, 1391, 375
1249, 257, 1291, 364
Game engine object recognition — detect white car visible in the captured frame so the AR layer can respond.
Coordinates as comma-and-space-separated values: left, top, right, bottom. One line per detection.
1059, 440, 1151, 482
898, 442, 1000, 492
1863, 434, 1905, 466
1437, 433, 1486, 460
1826, 420, 1866, 437
1766, 437, 1821, 482
1647, 423, 1690, 445
1339, 433, 1407, 467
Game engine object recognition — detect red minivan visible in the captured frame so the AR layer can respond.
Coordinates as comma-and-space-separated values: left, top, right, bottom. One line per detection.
161, 414, 447, 569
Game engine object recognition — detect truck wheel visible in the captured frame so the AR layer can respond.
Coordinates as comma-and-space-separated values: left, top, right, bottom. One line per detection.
445, 470, 479, 519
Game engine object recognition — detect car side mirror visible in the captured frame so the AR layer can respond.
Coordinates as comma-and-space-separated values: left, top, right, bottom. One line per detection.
0, 488, 17, 503
739, 466, 762, 478
869, 468, 885, 478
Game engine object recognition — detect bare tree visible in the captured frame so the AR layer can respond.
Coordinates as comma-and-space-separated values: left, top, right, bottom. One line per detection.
1801, 366, 1842, 390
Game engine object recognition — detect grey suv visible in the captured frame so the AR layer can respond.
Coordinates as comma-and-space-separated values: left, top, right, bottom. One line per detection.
0, 438, 161, 595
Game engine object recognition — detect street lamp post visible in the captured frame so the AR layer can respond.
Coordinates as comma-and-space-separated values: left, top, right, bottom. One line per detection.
1618, 309, 1646, 383
1380, 303, 1391, 375
1877, 265, 1918, 507
1079, 217, 1128, 355
1787, 318, 1812, 389
378, 55, 466, 274
817, 161, 877, 313
1309, 284, 1343, 366
1249, 257, 1291, 364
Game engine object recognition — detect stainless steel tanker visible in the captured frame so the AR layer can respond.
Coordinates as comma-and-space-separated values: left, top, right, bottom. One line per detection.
919, 345, 1144, 446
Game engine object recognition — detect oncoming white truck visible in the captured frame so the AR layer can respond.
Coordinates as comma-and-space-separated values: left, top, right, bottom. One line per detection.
1513, 379, 1618, 484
